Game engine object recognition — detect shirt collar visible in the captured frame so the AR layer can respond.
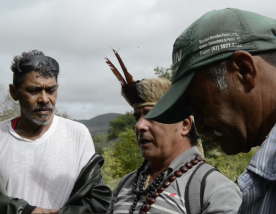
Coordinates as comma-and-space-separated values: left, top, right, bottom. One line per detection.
142, 146, 201, 178
8, 115, 58, 143
168, 146, 201, 171
245, 123, 276, 181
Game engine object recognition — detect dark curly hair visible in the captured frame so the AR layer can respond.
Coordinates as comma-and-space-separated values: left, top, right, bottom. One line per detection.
11, 50, 59, 89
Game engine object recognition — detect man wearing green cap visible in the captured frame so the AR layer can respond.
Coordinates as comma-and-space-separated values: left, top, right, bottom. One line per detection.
146, 8, 276, 213
105, 50, 241, 214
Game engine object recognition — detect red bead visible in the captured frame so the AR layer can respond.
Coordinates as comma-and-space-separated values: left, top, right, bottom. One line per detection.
147, 197, 155, 205
174, 170, 183, 177
168, 175, 176, 182
152, 192, 159, 198
185, 162, 193, 169
157, 186, 164, 193
162, 180, 171, 188
202, 159, 206, 162
139, 211, 146, 214
180, 166, 188, 173
191, 159, 198, 165
195, 156, 202, 161
142, 204, 151, 212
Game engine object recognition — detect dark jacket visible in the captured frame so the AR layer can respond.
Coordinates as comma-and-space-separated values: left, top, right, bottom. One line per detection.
0, 153, 112, 214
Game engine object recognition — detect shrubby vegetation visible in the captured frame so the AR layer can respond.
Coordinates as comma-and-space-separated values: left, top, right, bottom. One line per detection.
0, 85, 20, 122
92, 133, 109, 155
99, 111, 141, 189
206, 148, 257, 181
107, 112, 136, 141
92, 112, 136, 155
102, 128, 143, 190
154, 66, 173, 81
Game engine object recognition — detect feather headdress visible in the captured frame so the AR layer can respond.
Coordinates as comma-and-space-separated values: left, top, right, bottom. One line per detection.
105, 49, 171, 109
105, 50, 204, 157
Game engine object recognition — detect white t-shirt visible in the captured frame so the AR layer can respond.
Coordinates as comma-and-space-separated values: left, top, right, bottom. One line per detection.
0, 115, 95, 209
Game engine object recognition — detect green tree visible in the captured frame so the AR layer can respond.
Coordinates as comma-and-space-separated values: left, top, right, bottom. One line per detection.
206, 147, 258, 181
93, 132, 108, 143
154, 66, 173, 81
102, 128, 143, 189
0, 85, 20, 121
107, 112, 136, 141
92, 132, 109, 155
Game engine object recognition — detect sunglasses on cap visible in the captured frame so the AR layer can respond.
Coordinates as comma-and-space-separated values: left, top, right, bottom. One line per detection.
17, 55, 59, 73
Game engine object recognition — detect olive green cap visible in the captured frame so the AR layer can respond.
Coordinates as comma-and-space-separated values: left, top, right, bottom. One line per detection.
145, 8, 276, 124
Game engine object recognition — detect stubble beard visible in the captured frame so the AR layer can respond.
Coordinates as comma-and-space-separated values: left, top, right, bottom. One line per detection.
21, 104, 54, 126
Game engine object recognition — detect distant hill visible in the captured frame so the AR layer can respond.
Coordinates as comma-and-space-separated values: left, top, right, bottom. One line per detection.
77, 113, 122, 136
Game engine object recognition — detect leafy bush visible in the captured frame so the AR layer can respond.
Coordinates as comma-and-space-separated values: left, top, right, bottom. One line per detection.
107, 112, 136, 141
102, 128, 143, 189
206, 147, 258, 181
92, 133, 109, 155
154, 66, 173, 81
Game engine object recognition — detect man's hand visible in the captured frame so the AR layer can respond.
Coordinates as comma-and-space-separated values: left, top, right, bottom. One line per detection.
31, 207, 60, 213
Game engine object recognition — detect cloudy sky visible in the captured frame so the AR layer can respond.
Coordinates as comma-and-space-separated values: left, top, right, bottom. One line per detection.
1, 0, 275, 120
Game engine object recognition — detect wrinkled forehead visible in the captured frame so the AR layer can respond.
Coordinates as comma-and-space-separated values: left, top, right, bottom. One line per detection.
21, 71, 58, 86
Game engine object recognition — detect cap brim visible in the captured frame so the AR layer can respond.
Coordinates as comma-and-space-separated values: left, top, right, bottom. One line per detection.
145, 72, 194, 124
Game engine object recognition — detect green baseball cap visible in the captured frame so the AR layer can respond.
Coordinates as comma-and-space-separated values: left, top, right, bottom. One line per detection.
145, 8, 276, 124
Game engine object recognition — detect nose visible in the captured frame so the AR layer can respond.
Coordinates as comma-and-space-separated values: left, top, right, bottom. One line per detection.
135, 117, 150, 134
38, 90, 49, 104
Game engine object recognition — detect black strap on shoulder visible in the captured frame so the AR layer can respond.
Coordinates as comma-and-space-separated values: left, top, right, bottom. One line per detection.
70, 153, 103, 197
185, 162, 205, 214
185, 162, 218, 214
200, 167, 218, 210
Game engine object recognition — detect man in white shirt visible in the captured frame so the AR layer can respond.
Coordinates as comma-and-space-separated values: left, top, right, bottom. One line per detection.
0, 50, 111, 214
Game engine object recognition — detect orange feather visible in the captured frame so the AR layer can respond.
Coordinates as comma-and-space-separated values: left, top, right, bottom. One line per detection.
105, 57, 126, 86
112, 49, 134, 84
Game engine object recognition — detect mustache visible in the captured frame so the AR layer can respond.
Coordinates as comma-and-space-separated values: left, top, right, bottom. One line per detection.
32, 104, 54, 111
201, 127, 223, 141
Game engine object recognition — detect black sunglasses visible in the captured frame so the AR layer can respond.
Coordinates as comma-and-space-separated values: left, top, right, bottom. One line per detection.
17, 55, 59, 73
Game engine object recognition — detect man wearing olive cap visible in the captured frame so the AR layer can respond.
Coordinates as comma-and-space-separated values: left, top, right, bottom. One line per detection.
0, 50, 111, 214
146, 8, 276, 213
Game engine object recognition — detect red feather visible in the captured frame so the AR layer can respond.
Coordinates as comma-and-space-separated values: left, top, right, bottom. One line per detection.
105, 57, 126, 86
112, 49, 134, 84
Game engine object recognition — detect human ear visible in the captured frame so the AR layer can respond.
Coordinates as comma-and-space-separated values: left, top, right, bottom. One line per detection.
181, 116, 192, 137
229, 50, 257, 91
9, 84, 18, 101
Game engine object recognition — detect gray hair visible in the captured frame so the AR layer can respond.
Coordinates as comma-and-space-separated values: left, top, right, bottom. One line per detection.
204, 51, 276, 91
205, 60, 228, 90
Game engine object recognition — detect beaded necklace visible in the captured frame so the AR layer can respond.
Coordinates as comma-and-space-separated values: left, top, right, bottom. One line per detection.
130, 156, 206, 214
